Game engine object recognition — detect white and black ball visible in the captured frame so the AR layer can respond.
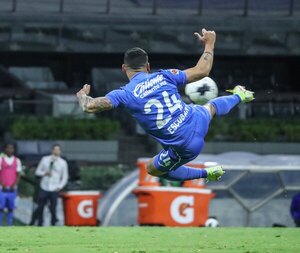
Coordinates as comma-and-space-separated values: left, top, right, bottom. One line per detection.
185, 77, 218, 105
205, 217, 219, 228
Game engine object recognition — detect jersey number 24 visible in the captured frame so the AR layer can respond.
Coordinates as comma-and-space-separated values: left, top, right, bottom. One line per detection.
144, 91, 182, 129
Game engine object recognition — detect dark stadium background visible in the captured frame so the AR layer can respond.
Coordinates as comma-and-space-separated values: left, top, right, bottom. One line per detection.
0, 0, 299, 228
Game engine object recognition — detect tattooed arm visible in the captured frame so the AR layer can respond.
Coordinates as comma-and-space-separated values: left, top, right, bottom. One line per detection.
76, 84, 112, 113
184, 28, 216, 83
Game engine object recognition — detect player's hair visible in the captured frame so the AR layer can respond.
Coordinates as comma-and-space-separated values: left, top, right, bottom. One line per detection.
52, 144, 61, 150
124, 47, 148, 70
4, 143, 14, 149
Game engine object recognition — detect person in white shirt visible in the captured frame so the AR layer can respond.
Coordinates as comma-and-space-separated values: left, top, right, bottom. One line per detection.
35, 144, 68, 226
0, 143, 22, 226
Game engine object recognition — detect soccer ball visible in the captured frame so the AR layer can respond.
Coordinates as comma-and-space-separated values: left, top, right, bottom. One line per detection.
185, 77, 218, 105
205, 217, 219, 228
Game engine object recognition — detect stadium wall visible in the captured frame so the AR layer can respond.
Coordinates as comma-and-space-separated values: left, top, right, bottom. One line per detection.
0, 15, 299, 55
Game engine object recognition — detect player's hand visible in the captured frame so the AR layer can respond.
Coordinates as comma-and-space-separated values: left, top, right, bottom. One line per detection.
76, 84, 91, 98
76, 84, 94, 112
194, 29, 216, 47
44, 171, 52, 177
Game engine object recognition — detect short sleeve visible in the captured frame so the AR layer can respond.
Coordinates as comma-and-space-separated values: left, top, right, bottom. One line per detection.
17, 158, 22, 172
105, 89, 127, 108
163, 69, 187, 86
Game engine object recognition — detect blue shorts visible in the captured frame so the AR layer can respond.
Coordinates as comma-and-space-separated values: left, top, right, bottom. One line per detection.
154, 105, 211, 172
0, 189, 17, 210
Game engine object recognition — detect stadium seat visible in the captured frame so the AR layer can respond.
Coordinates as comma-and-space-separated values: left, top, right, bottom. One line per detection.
11, 0, 60, 12
248, 0, 290, 13
62, 0, 107, 13
91, 68, 128, 95
56, 140, 118, 162
8, 67, 67, 90
16, 140, 39, 156
16, 140, 43, 165
38, 141, 56, 155
25, 81, 67, 90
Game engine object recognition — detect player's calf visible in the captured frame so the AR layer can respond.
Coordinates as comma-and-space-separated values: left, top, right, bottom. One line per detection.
148, 155, 225, 182
208, 94, 240, 116
149, 149, 226, 182
207, 85, 254, 117
147, 158, 166, 177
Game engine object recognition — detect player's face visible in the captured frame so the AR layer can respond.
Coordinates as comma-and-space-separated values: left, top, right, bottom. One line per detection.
5, 145, 14, 157
52, 146, 61, 156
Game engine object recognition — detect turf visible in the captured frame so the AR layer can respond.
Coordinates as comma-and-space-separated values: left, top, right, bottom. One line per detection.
0, 227, 299, 253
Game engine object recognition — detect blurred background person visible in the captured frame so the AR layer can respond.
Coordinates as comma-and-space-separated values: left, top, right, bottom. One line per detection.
35, 144, 68, 226
0, 143, 22, 226
291, 193, 300, 227
28, 174, 42, 226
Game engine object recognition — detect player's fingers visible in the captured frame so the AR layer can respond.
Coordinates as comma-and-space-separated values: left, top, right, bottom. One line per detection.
194, 32, 204, 41
76, 90, 84, 98
202, 28, 207, 35
83, 84, 91, 94
194, 32, 201, 38
86, 84, 91, 95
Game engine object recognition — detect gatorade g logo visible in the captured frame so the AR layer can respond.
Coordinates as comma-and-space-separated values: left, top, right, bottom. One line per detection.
170, 196, 194, 224
77, 200, 93, 218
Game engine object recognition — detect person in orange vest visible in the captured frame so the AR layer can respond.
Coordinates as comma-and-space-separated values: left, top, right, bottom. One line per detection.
0, 143, 22, 226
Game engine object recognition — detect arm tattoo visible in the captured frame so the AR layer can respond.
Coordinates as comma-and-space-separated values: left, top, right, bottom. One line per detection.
79, 95, 112, 112
203, 51, 213, 61
87, 97, 112, 112
78, 94, 93, 112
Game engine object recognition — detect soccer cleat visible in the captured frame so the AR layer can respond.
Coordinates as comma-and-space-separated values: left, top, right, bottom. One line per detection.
226, 85, 254, 103
205, 165, 225, 182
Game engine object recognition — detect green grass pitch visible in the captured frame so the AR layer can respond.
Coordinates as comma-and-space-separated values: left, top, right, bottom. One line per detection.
0, 227, 299, 253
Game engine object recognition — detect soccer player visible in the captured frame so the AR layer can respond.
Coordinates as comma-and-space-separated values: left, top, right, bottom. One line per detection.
76, 28, 254, 182
0, 143, 22, 226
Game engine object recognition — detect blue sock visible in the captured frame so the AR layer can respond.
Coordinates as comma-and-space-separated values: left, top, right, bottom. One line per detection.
0, 211, 3, 226
7, 211, 13, 226
161, 165, 207, 181
210, 94, 241, 116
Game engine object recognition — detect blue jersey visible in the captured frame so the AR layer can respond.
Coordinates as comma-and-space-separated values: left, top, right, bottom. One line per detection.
106, 69, 208, 150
